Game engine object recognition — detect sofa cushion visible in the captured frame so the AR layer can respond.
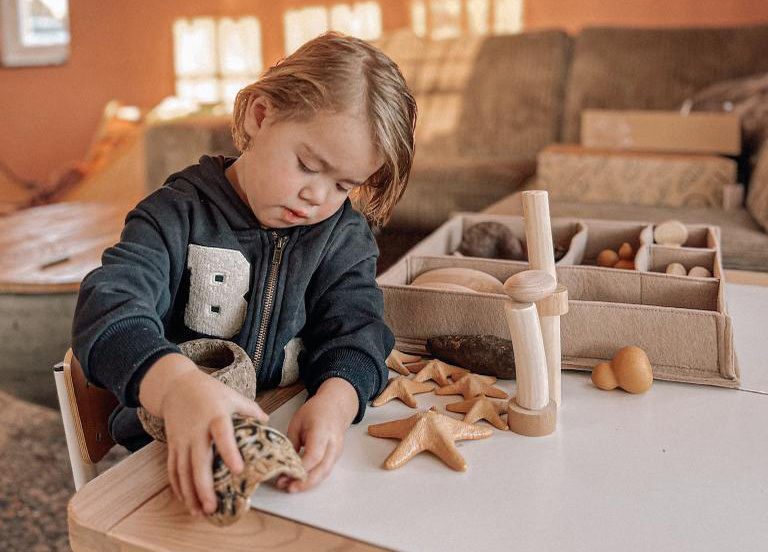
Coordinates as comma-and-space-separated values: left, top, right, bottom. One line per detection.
563, 26, 768, 143
485, 190, 768, 272
377, 29, 571, 162
388, 157, 535, 230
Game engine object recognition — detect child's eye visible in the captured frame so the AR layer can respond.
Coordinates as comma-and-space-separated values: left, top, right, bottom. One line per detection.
297, 157, 317, 174
336, 183, 353, 193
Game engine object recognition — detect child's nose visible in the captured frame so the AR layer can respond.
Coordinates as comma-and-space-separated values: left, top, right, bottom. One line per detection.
299, 180, 328, 206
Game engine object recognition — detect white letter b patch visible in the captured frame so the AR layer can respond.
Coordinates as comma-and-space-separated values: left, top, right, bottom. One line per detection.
184, 244, 250, 338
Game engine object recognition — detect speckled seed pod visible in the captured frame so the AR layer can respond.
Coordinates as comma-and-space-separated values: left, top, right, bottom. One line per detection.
426, 334, 516, 379
207, 414, 306, 527
137, 339, 257, 442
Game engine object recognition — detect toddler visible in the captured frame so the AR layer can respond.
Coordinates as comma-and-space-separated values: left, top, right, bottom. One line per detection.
72, 31, 416, 517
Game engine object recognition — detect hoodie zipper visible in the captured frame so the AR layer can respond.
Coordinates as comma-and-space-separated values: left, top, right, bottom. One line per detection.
252, 232, 288, 373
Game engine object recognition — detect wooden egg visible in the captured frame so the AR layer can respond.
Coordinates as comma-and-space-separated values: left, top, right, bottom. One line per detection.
688, 266, 712, 278
665, 262, 687, 276
411, 268, 505, 294
654, 220, 688, 247
611, 346, 653, 393
617, 242, 634, 260
503, 270, 557, 303
597, 249, 619, 267
591, 361, 618, 390
613, 260, 635, 270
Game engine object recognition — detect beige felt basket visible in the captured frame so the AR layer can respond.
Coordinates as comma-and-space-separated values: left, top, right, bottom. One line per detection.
377, 213, 738, 388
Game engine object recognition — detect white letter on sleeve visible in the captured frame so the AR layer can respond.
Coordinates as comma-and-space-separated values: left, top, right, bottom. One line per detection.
185, 244, 250, 338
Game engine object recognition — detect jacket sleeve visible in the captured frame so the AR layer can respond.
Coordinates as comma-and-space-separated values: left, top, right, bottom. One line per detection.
71, 187, 191, 407
299, 213, 394, 423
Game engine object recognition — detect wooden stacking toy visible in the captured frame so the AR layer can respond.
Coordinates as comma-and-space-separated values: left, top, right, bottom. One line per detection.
503, 269, 558, 436
521, 190, 569, 406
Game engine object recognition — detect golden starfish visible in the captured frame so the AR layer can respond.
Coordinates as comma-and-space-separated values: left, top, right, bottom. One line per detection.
386, 349, 423, 376
435, 373, 509, 400
368, 407, 493, 471
446, 396, 509, 430
411, 359, 469, 386
372, 376, 435, 408
449, 372, 497, 385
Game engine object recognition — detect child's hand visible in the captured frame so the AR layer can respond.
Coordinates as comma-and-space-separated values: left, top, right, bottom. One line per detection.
139, 353, 268, 517
275, 377, 359, 493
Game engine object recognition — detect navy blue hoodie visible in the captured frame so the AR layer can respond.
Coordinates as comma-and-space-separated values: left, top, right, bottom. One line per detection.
72, 155, 393, 449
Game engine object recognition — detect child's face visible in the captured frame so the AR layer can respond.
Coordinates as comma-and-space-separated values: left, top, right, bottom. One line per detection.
230, 98, 383, 228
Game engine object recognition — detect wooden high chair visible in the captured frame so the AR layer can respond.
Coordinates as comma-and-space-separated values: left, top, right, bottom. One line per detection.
53, 349, 119, 490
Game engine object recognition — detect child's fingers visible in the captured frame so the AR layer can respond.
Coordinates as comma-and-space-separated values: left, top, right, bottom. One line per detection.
236, 396, 269, 424
167, 446, 181, 503
286, 419, 302, 452
210, 415, 243, 474
191, 443, 217, 514
298, 431, 328, 474
177, 446, 203, 515
290, 438, 340, 492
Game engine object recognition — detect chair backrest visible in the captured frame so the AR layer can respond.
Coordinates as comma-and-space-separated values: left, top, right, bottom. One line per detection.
54, 349, 119, 489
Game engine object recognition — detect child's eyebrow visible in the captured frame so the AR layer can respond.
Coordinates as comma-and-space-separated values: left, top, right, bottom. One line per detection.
301, 142, 364, 186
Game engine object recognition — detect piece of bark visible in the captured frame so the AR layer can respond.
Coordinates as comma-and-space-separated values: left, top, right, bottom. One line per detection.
426, 335, 516, 379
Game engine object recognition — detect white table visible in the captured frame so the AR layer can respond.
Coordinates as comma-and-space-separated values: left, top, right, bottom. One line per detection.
251, 283, 768, 552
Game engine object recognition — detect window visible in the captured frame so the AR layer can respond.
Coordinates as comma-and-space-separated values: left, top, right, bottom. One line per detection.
173, 16, 263, 106
284, 2, 382, 55
0, 0, 70, 67
410, 0, 523, 39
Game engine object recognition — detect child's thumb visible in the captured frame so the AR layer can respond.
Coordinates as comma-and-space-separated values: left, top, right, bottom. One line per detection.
237, 396, 269, 424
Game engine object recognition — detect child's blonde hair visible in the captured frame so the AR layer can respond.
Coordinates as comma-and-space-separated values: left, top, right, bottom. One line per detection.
232, 31, 417, 227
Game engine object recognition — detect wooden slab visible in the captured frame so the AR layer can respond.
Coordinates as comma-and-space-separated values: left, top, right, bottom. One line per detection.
0, 201, 130, 293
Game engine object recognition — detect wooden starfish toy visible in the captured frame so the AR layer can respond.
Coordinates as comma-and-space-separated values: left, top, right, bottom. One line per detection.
368, 407, 493, 471
411, 359, 469, 386
449, 372, 497, 384
436, 373, 509, 400
386, 349, 423, 376
446, 396, 509, 430
372, 376, 435, 408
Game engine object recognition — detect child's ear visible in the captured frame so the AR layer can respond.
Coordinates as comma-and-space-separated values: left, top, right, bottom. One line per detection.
244, 96, 273, 138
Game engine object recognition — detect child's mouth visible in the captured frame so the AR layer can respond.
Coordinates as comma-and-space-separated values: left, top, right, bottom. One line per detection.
283, 207, 308, 222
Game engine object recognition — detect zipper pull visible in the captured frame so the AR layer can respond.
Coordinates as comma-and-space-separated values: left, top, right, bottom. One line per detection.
273, 233, 286, 264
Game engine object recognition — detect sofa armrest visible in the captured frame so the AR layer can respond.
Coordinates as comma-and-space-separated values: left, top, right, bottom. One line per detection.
387, 157, 536, 231
747, 140, 768, 232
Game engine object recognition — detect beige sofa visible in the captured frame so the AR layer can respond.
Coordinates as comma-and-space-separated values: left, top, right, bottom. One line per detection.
145, 25, 768, 271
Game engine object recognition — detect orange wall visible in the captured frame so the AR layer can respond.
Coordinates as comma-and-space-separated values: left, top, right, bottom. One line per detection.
0, 0, 409, 189
525, 0, 768, 34
1, 0, 765, 190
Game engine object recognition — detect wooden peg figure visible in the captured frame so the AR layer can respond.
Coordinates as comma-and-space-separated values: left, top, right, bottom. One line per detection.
503, 270, 558, 436
522, 190, 568, 407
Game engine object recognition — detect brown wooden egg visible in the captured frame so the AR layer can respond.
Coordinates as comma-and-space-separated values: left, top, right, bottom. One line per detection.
597, 249, 619, 267
613, 260, 635, 270
618, 242, 634, 260
611, 346, 653, 393
591, 361, 618, 390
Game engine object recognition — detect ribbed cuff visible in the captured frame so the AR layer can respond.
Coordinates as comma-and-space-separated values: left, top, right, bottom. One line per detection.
90, 317, 181, 407
303, 348, 383, 424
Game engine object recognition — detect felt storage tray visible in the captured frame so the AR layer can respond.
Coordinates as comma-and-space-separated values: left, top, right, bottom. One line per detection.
399, 212, 588, 265
378, 217, 737, 388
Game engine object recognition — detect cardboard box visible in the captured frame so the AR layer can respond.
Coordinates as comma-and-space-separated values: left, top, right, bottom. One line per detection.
377, 213, 738, 388
581, 109, 741, 155
537, 144, 737, 208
